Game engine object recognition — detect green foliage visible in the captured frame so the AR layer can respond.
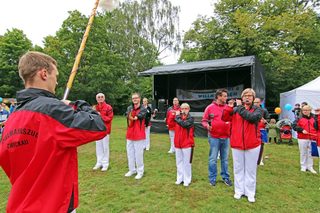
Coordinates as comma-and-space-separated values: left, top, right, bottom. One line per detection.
0, 29, 32, 97
0, 0, 180, 113
180, 0, 320, 106
1, 116, 319, 212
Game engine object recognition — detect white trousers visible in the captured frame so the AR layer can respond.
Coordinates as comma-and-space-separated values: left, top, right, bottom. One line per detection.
232, 146, 260, 198
298, 139, 314, 170
95, 134, 110, 167
175, 148, 192, 184
169, 130, 175, 152
145, 126, 151, 150
126, 139, 145, 175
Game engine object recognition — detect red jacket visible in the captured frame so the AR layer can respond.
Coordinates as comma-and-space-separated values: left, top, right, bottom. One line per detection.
174, 114, 195, 148
293, 115, 317, 140
222, 105, 263, 150
166, 105, 180, 130
202, 102, 231, 138
96, 102, 113, 135
126, 104, 147, 141
0, 88, 106, 213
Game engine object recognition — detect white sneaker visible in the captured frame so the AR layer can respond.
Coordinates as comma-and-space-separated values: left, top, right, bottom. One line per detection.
259, 161, 264, 166
307, 168, 317, 174
101, 166, 108, 172
135, 173, 143, 180
248, 196, 255, 203
175, 180, 183, 185
92, 164, 102, 170
168, 150, 174, 154
301, 168, 306, 172
183, 182, 190, 187
234, 194, 242, 200
124, 171, 137, 177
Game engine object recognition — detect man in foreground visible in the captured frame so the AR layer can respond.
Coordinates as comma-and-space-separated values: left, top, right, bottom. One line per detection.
0, 51, 107, 213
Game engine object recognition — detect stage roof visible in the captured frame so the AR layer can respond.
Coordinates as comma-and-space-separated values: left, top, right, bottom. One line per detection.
139, 56, 257, 76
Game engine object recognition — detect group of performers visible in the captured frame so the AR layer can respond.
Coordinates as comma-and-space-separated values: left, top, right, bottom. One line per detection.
1, 51, 319, 212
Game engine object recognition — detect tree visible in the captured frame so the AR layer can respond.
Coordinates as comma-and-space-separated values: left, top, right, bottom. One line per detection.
119, 0, 181, 61
0, 29, 32, 98
180, 0, 320, 106
43, 9, 158, 113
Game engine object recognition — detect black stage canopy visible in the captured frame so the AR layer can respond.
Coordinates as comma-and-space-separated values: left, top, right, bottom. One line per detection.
139, 56, 266, 137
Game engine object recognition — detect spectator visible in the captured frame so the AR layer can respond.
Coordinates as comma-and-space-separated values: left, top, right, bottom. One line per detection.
267, 118, 278, 143
292, 105, 317, 174
202, 89, 232, 187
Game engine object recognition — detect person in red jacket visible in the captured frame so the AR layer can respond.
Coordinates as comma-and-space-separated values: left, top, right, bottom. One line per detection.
174, 103, 195, 187
201, 88, 232, 187
125, 92, 147, 180
222, 88, 263, 203
165, 97, 180, 153
292, 104, 317, 174
92, 93, 114, 171
0, 51, 106, 213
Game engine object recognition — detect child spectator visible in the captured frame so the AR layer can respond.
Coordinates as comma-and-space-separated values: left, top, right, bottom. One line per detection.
267, 118, 278, 143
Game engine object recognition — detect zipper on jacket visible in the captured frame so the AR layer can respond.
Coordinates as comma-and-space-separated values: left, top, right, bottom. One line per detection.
242, 118, 246, 150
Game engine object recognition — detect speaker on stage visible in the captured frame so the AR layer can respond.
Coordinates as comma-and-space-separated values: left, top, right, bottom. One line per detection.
158, 99, 166, 112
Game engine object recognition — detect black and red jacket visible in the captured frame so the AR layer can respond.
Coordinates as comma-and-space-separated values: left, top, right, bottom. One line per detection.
96, 102, 113, 135
166, 105, 180, 130
293, 114, 317, 140
0, 88, 107, 213
174, 114, 195, 148
222, 105, 262, 150
126, 104, 147, 141
201, 101, 231, 138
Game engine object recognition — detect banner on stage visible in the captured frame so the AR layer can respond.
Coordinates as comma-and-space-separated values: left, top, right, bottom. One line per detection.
176, 84, 244, 100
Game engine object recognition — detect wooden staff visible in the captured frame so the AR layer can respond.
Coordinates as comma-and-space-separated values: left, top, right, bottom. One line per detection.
63, 0, 100, 100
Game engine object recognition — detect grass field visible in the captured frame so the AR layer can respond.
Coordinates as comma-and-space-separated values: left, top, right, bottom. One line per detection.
0, 116, 319, 213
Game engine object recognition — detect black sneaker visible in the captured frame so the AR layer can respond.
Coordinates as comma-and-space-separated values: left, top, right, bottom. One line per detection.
223, 178, 232, 186
210, 180, 216, 186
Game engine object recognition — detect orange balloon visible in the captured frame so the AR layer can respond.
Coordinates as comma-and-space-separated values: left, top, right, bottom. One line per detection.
274, 107, 281, 114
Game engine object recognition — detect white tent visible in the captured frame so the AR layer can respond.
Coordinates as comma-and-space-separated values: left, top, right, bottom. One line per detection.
279, 76, 320, 121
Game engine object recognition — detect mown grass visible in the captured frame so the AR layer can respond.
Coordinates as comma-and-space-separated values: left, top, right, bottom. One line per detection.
0, 116, 319, 212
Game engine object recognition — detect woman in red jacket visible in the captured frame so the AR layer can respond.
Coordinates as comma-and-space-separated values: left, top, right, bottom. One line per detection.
174, 103, 195, 187
222, 88, 263, 203
292, 105, 317, 174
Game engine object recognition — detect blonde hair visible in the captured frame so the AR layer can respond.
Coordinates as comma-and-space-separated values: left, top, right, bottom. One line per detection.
18, 51, 57, 83
302, 105, 312, 111
241, 88, 256, 99
181, 103, 190, 109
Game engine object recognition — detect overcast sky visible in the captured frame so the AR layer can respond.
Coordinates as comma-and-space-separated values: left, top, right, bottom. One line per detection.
0, 0, 216, 64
